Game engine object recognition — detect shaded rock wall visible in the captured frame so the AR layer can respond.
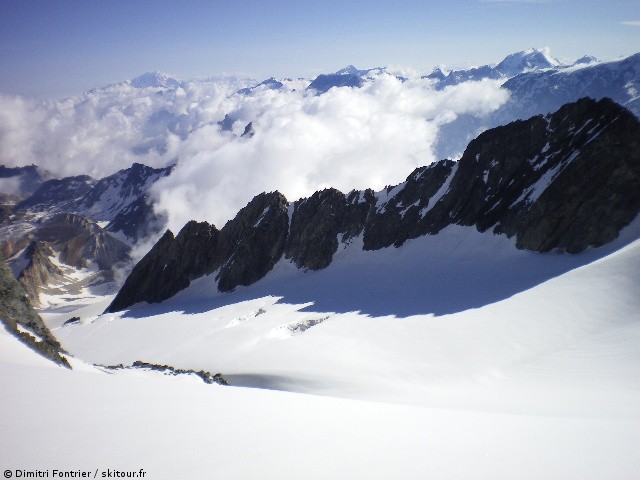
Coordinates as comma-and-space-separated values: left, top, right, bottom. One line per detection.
109, 98, 640, 311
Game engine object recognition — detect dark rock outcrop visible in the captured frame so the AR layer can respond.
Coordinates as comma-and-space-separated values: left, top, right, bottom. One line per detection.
363, 160, 455, 250
108, 97, 640, 311
421, 97, 640, 252
241, 122, 255, 138
102, 361, 228, 386
285, 188, 374, 270
0, 164, 51, 199
0, 252, 69, 367
216, 191, 289, 292
69, 162, 172, 241
107, 191, 289, 311
36, 213, 130, 270
106, 195, 168, 241
106, 221, 220, 312
16, 241, 65, 304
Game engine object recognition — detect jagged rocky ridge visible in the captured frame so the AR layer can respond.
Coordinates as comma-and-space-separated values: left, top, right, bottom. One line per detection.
0, 252, 69, 367
108, 97, 640, 312
13, 162, 172, 241
433, 51, 640, 160
100, 361, 228, 386
425, 48, 563, 89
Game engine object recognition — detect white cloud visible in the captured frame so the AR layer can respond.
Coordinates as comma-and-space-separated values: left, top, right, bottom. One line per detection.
0, 72, 509, 233
621, 21, 640, 27
0, 77, 252, 179
151, 75, 509, 231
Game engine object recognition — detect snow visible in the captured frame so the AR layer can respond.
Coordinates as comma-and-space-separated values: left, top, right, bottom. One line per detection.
2, 351, 636, 480
50, 220, 640, 400
80, 169, 164, 223
513, 149, 580, 206
495, 48, 564, 77
3, 212, 640, 478
419, 161, 458, 217
15, 323, 44, 342
252, 206, 270, 227
374, 182, 405, 213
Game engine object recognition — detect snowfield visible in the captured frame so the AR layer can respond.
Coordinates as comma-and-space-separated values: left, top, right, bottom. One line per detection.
2, 221, 640, 479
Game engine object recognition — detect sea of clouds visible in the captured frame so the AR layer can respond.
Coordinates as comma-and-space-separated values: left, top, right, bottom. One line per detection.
0, 71, 509, 232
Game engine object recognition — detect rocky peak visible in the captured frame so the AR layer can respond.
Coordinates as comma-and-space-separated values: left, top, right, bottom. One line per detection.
106, 221, 220, 313
495, 47, 562, 77
363, 160, 455, 250
215, 191, 289, 292
130, 72, 181, 89
307, 73, 364, 94
241, 122, 255, 138
423, 97, 640, 252
0, 164, 52, 199
107, 191, 289, 311
35, 213, 130, 269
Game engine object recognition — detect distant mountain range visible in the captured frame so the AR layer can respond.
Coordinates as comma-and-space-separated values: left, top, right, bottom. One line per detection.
0, 162, 171, 306
425, 47, 565, 87
57, 48, 640, 163
1, 47, 639, 315
228, 48, 640, 157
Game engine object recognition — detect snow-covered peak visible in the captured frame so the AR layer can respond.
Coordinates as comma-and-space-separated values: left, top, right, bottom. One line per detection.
573, 55, 599, 66
496, 48, 564, 76
129, 71, 182, 89
335, 65, 361, 75
425, 66, 448, 81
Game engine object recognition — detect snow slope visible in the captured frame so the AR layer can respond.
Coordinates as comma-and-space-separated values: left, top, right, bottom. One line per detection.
2, 318, 640, 480
51, 220, 640, 406
2, 219, 640, 478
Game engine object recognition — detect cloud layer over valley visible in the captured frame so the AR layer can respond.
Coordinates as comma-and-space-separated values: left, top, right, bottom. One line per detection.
0, 71, 509, 231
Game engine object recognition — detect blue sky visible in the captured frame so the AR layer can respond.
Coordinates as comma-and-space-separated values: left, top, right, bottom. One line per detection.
1, 0, 639, 98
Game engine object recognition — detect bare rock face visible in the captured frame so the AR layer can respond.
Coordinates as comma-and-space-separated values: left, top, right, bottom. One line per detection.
363, 160, 455, 250
216, 191, 289, 292
0, 164, 51, 199
421, 97, 640, 252
109, 98, 640, 311
36, 213, 130, 270
16, 242, 65, 305
4, 214, 131, 305
72, 162, 173, 242
107, 221, 220, 312
285, 188, 374, 270
107, 191, 289, 310
0, 252, 69, 367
